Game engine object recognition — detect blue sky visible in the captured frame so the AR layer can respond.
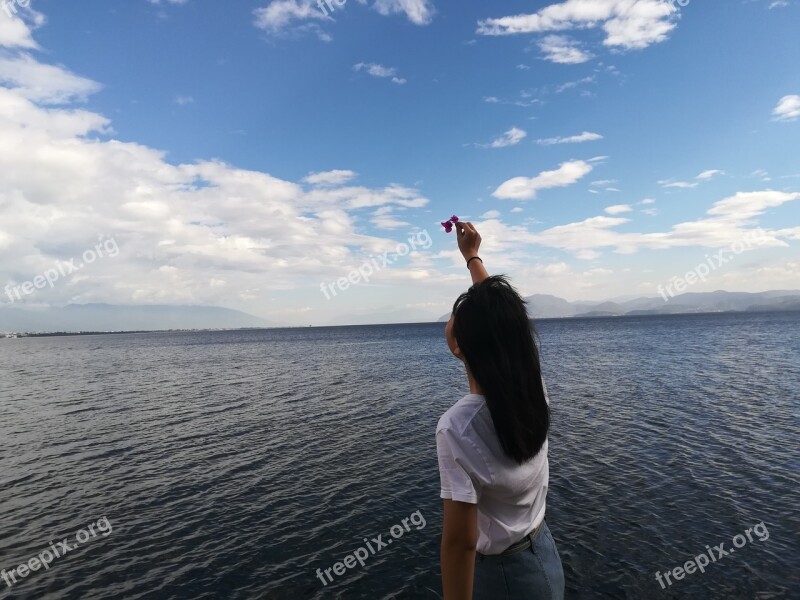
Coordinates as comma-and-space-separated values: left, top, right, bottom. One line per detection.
0, 0, 798, 325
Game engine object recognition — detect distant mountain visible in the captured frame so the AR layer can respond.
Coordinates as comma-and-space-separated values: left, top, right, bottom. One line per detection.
438, 290, 800, 321
0, 303, 271, 334
3, 291, 799, 334
746, 296, 800, 313
523, 294, 579, 318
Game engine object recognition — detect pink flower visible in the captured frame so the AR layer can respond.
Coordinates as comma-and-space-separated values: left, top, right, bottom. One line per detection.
441, 215, 459, 232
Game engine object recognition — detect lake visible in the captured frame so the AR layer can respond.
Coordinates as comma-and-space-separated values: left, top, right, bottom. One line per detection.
1, 312, 798, 599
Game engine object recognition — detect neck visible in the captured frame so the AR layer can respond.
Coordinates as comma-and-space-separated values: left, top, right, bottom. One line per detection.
466, 365, 483, 395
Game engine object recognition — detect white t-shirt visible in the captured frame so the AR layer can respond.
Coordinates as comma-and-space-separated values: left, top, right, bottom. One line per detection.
436, 388, 549, 555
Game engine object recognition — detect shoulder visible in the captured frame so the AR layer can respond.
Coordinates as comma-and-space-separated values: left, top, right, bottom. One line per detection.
436, 394, 486, 436
435, 395, 494, 485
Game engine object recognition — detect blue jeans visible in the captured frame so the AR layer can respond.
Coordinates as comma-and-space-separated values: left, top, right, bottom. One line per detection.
473, 522, 565, 600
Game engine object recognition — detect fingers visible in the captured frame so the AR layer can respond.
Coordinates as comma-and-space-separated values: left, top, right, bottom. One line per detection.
454, 221, 479, 239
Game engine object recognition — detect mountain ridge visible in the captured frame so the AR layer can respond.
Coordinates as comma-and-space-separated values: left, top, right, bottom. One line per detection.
0, 303, 272, 334
437, 290, 800, 321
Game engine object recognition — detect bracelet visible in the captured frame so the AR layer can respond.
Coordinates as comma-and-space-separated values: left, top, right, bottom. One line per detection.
466, 256, 482, 269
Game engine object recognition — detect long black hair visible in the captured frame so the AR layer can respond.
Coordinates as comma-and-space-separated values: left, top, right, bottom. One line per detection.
452, 275, 549, 464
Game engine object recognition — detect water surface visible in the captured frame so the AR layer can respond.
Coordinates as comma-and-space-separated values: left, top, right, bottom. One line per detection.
1, 312, 798, 599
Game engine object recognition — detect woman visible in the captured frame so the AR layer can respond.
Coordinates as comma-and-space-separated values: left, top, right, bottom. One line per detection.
437, 221, 565, 599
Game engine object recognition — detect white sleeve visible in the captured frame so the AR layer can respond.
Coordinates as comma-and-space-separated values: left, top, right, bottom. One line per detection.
436, 427, 484, 504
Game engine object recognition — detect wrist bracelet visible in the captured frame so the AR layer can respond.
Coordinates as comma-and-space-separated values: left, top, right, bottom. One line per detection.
466, 256, 482, 269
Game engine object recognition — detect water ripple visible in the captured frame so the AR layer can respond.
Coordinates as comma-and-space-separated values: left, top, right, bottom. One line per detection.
0, 314, 798, 599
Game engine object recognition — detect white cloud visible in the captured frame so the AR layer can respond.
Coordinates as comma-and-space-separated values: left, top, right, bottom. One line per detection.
480, 93, 540, 108
354, 62, 406, 84
371, 206, 411, 230
252, 0, 434, 33
355, 63, 394, 77
493, 160, 593, 200
705, 190, 797, 220
0, 31, 437, 316
584, 267, 613, 276
537, 131, 603, 145
477, 0, 678, 51
532, 191, 800, 257
640, 198, 656, 205
480, 210, 501, 219
174, 95, 194, 105
772, 95, 800, 121
0, 87, 111, 137
658, 169, 725, 190
538, 35, 593, 64
253, 0, 329, 32
659, 179, 698, 189
303, 170, 357, 186
660, 171, 724, 188
696, 169, 724, 180
372, 0, 434, 25
0, 54, 100, 104
533, 215, 631, 257
480, 126, 527, 148
0, 7, 43, 49
556, 75, 595, 93
3, 8, 798, 322
605, 204, 632, 215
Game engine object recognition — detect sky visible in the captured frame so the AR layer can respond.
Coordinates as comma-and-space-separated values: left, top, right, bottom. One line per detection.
0, 0, 798, 326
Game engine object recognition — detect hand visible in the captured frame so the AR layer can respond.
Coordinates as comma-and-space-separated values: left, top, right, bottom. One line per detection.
455, 222, 481, 262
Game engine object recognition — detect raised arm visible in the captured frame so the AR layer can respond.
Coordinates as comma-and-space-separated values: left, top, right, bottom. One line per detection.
455, 221, 488, 285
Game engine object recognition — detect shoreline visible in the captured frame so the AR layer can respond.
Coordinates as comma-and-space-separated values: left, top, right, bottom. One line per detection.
3, 308, 799, 338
